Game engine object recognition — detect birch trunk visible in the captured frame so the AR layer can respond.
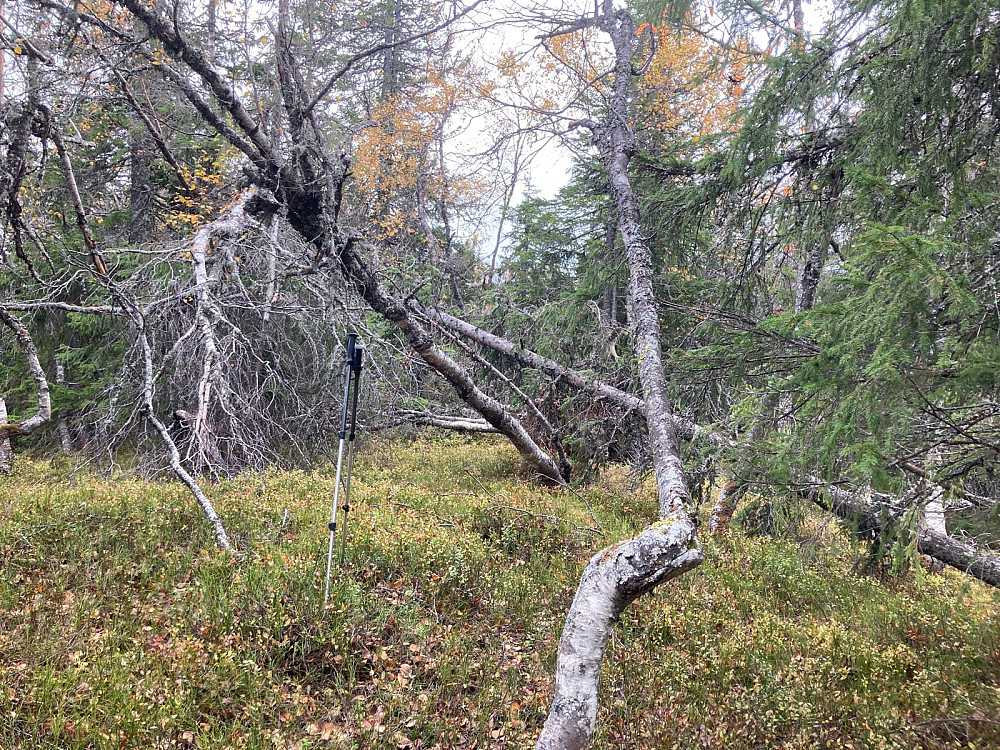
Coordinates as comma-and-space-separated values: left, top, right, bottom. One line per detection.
536, 6, 703, 748
593, 7, 691, 519
536, 520, 702, 750
0, 393, 12, 474
55, 359, 72, 453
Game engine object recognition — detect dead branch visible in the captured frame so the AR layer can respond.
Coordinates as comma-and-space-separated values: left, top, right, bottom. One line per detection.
0, 307, 51, 439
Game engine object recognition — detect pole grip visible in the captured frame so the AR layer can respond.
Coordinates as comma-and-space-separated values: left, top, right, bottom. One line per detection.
352, 342, 365, 374
345, 333, 357, 366
338, 334, 358, 439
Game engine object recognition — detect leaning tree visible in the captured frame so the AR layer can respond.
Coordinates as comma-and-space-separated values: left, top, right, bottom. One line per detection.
4, 0, 1000, 747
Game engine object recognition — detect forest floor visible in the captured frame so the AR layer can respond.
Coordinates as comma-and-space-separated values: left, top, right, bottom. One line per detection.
1, 434, 999, 750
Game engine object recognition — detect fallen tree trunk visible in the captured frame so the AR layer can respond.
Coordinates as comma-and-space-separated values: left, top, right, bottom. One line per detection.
379, 410, 501, 433
0, 308, 52, 450
334, 235, 566, 484
116, 0, 568, 486
817, 482, 1000, 588
418, 304, 705, 444
424, 302, 1000, 589
536, 6, 704, 747
418, 306, 643, 411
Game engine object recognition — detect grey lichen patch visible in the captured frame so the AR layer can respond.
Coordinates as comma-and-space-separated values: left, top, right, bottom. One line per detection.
641, 516, 696, 548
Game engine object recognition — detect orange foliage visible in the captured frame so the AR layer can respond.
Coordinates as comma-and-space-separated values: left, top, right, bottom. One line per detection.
353, 57, 488, 242
636, 26, 747, 140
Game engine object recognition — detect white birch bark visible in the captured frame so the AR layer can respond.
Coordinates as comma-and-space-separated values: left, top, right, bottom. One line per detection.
924, 486, 948, 536
184, 200, 247, 471
537, 519, 702, 750
55, 359, 72, 453
536, 6, 704, 747
0, 308, 52, 444
0, 392, 12, 474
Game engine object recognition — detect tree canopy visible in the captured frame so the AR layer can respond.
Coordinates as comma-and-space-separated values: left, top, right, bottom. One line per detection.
2, 0, 1000, 745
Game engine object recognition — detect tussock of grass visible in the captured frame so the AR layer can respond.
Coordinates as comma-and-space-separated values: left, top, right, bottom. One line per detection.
2, 434, 999, 749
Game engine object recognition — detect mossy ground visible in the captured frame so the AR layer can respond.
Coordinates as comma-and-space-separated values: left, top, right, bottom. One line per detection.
2, 434, 998, 749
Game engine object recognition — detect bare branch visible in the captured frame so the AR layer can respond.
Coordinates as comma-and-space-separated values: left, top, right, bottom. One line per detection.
302, 0, 489, 118
0, 307, 51, 438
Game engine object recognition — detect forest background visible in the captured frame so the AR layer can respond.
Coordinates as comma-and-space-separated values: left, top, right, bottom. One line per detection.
2, 0, 1000, 747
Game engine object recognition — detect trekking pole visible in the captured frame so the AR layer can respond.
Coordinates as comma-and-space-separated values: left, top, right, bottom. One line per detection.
324, 334, 357, 605
339, 340, 364, 566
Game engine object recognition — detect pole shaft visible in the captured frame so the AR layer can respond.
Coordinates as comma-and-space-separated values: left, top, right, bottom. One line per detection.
324, 335, 357, 606
340, 344, 364, 565
324, 435, 346, 603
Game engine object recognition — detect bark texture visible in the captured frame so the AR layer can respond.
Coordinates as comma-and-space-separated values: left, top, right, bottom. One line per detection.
384, 411, 501, 433
594, 7, 689, 519
536, 6, 703, 747
536, 517, 702, 750
817, 483, 1000, 588
794, 242, 823, 313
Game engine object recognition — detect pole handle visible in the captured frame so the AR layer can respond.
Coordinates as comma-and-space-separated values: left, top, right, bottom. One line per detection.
345, 333, 357, 366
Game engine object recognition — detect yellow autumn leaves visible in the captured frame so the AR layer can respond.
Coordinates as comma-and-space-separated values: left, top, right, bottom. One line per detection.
636, 26, 747, 139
